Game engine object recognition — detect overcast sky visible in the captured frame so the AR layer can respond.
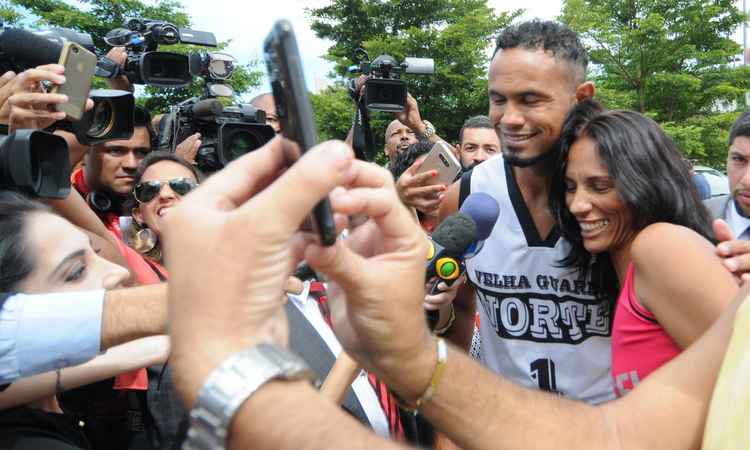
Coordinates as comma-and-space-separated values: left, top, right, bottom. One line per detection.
177, 0, 564, 98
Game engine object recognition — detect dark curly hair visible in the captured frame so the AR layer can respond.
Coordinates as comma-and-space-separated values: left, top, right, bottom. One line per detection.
729, 109, 750, 146
494, 20, 588, 83
550, 99, 712, 301
389, 140, 433, 179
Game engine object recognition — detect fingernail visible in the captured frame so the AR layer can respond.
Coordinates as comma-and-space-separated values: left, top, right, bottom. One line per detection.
725, 259, 738, 271
431, 170, 438, 177
718, 243, 729, 254
330, 143, 352, 168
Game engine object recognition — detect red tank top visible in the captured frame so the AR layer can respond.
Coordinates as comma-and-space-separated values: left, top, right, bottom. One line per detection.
611, 263, 680, 397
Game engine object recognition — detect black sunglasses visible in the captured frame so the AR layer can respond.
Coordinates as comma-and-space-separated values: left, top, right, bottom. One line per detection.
134, 177, 198, 203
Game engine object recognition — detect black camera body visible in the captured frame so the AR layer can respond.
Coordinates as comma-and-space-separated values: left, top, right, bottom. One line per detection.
0, 130, 70, 199
99, 18, 217, 88
349, 50, 434, 112
159, 98, 275, 172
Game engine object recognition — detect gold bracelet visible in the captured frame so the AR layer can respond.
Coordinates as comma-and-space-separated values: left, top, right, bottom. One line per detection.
396, 337, 448, 412
434, 304, 456, 336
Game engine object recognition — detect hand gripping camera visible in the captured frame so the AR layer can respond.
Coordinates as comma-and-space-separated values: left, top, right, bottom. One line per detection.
98, 17, 217, 88
348, 48, 434, 112
158, 52, 275, 172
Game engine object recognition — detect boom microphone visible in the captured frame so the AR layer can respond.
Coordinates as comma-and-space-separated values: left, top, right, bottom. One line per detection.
424, 192, 500, 329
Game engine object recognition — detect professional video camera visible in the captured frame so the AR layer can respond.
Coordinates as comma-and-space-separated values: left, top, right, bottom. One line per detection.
158, 52, 275, 172
0, 130, 70, 199
0, 22, 95, 74
348, 48, 434, 112
51, 89, 136, 146
98, 17, 217, 87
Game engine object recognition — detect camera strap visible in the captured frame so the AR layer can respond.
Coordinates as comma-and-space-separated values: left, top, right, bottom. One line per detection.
352, 96, 375, 162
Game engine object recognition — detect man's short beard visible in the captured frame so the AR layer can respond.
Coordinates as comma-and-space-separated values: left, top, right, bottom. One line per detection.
504, 147, 559, 168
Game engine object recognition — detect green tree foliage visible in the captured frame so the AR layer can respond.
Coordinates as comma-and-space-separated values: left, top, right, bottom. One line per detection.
308, 0, 520, 156
561, 0, 750, 167
9, 0, 262, 113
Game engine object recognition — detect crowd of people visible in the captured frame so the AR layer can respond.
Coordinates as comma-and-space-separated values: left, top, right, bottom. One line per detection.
1, 18, 750, 450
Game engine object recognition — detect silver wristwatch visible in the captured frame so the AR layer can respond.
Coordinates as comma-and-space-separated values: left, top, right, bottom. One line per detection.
183, 343, 315, 450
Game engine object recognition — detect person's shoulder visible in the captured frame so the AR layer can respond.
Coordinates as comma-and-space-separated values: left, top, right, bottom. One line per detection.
631, 223, 713, 269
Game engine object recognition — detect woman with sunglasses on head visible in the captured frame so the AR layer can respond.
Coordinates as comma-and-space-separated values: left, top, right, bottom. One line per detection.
125, 152, 201, 278
549, 100, 738, 397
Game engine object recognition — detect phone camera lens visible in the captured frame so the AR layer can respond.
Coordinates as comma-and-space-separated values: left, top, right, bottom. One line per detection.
439, 154, 448, 167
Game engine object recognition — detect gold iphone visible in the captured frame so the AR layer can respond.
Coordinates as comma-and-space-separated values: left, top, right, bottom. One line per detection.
51, 42, 97, 121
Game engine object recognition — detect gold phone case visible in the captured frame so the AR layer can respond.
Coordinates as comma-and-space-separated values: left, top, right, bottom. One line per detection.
50, 42, 96, 121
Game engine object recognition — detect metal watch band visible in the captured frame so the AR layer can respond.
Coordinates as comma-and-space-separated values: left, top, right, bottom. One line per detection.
183, 343, 315, 450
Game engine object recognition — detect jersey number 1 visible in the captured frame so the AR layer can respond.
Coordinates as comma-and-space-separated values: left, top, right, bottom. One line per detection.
530, 358, 558, 393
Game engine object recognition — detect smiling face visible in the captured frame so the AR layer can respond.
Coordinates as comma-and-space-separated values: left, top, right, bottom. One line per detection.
16, 212, 129, 294
564, 136, 635, 255
488, 48, 582, 166
132, 160, 198, 238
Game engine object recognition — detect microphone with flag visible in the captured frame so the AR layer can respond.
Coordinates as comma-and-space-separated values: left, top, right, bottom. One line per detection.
425, 192, 500, 329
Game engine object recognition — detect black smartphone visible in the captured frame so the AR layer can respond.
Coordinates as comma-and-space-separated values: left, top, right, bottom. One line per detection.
263, 19, 337, 246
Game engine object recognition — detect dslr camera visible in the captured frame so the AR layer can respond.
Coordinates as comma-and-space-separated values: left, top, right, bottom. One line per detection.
98, 17, 217, 87
348, 48, 434, 112
158, 52, 275, 172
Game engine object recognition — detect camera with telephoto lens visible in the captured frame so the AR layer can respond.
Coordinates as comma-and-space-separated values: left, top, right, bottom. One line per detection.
0, 130, 70, 199
157, 52, 275, 172
97, 17, 218, 88
348, 48, 434, 112
0, 21, 95, 74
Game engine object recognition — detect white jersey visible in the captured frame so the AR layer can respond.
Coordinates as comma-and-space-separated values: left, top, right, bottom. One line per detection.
464, 155, 615, 405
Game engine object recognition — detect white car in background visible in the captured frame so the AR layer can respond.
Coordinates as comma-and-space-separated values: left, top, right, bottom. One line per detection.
694, 165, 730, 197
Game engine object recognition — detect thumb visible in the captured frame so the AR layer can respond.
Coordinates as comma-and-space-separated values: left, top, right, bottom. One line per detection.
305, 239, 367, 297
242, 140, 355, 234
713, 218, 734, 243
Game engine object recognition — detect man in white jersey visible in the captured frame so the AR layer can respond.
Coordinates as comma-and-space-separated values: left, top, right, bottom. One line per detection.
439, 20, 615, 404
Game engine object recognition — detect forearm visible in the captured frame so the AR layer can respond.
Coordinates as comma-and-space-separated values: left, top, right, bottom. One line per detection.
0, 335, 169, 410
421, 290, 747, 450
229, 380, 406, 450
445, 285, 475, 350
421, 344, 613, 450
101, 284, 168, 349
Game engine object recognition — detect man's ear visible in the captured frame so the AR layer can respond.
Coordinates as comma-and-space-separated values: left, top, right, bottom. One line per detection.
575, 81, 595, 102
452, 143, 461, 158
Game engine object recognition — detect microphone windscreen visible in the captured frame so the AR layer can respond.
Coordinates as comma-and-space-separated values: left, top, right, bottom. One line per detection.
459, 192, 500, 241
191, 98, 223, 117
0, 28, 62, 68
431, 212, 478, 255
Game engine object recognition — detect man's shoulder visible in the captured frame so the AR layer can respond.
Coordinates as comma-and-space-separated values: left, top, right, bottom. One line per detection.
703, 195, 731, 219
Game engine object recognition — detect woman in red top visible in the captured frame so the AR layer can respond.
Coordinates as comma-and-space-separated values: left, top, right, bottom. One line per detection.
550, 100, 738, 397
124, 152, 201, 279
